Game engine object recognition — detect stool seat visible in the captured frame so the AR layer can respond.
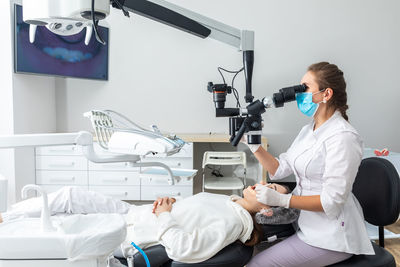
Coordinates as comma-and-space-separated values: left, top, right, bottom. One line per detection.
204, 177, 244, 190
328, 241, 395, 267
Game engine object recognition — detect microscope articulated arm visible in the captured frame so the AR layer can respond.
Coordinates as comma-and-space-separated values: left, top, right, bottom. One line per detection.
112, 0, 255, 102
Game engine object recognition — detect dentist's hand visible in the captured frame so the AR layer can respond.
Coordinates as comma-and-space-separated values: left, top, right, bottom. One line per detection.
255, 184, 292, 208
240, 136, 261, 153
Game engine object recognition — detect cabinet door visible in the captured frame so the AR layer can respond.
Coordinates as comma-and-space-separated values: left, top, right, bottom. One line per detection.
36, 145, 82, 156
140, 174, 193, 186
88, 161, 140, 171
141, 185, 192, 201
36, 171, 88, 185
39, 185, 89, 194
89, 186, 140, 200
89, 171, 140, 186
140, 157, 193, 169
36, 156, 88, 171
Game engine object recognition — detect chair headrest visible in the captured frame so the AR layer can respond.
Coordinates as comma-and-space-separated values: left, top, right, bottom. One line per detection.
353, 157, 400, 226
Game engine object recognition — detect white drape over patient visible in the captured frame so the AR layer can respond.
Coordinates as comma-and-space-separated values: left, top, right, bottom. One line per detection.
2, 187, 253, 263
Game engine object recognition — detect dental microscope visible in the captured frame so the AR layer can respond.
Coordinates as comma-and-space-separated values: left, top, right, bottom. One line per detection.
22, 0, 307, 147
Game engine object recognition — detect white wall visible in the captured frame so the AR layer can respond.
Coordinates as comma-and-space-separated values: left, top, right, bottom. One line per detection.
0, 0, 57, 204
0, 0, 17, 205
56, 0, 400, 165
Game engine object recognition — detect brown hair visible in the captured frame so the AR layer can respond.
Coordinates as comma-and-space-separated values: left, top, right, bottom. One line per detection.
244, 215, 263, 246
308, 62, 349, 121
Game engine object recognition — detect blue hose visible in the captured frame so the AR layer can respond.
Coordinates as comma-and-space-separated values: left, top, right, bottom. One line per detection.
131, 241, 150, 267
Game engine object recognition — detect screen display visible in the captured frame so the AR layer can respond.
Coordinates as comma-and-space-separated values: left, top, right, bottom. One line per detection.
14, 4, 109, 80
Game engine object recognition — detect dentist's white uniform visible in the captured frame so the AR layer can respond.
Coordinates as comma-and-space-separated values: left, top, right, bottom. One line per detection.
271, 111, 374, 255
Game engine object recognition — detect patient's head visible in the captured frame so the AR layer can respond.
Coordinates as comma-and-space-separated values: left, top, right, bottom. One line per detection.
240, 183, 289, 247
239, 183, 289, 214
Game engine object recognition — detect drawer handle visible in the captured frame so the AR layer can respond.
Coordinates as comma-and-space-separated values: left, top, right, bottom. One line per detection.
101, 177, 129, 183
50, 177, 76, 182
49, 147, 76, 152
108, 192, 128, 197
100, 164, 134, 169
48, 162, 76, 168
154, 192, 181, 198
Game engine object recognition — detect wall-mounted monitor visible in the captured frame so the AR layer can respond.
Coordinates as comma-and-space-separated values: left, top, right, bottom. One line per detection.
14, 4, 109, 81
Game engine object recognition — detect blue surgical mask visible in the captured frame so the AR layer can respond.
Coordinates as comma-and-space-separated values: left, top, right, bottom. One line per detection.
296, 90, 325, 117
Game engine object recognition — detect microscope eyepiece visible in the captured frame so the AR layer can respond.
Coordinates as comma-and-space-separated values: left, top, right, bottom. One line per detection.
207, 82, 232, 109
272, 84, 306, 107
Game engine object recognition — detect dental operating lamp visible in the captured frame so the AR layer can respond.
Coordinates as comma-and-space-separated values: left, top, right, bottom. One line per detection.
22, 0, 306, 146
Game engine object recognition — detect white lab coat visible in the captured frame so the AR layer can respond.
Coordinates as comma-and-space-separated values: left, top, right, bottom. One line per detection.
271, 111, 374, 255
122, 192, 254, 263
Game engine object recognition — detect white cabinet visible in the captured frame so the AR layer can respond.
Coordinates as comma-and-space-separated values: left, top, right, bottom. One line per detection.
35, 143, 194, 200
139, 143, 193, 198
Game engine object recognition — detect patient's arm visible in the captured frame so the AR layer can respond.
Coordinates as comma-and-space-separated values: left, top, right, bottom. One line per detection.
152, 197, 176, 213
156, 212, 233, 263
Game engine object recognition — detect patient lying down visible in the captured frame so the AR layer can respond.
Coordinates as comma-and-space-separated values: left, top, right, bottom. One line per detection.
0, 184, 291, 263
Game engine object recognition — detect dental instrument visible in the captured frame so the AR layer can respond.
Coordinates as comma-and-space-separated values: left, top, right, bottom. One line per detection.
84, 110, 185, 156
21, 184, 56, 232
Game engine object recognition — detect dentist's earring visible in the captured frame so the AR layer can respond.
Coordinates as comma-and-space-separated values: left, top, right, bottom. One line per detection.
322, 99, 327, 103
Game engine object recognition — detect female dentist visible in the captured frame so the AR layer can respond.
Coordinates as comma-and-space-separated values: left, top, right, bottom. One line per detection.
247, 62, 374, 267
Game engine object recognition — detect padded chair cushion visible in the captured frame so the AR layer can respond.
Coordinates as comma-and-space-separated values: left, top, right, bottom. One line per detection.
261, 223, 295, 241
353, 158, 400, 226
116, 245, 171, 267
120, 242, 253, 267
327, 241, 396, 267
171, 242, 253, 267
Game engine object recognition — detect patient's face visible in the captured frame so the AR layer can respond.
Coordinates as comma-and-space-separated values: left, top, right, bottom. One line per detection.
242, 183, 289, 210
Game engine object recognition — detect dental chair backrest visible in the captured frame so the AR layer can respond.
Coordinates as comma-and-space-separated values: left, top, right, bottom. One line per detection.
352, 157, 400, 241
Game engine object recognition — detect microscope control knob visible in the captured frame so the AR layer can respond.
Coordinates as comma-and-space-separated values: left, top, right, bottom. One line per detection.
251, 121, 260, 128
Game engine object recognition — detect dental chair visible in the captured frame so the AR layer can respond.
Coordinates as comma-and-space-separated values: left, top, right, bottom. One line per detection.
116, 241, 253, 267
116, 222, 294, 267
328, 157, 399, 267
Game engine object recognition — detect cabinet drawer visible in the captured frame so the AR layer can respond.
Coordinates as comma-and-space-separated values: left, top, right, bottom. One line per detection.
141, 175, 193, 186
141, 185, 192, 201
89, 161, 140, 171
36, 156, 88, 170
36, 171, 87, 185
39, 185, 88, 194
36, 145, 82, 156
89, 171, 140, 186
88, 186, 140, 200
140, 158, 193, 169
